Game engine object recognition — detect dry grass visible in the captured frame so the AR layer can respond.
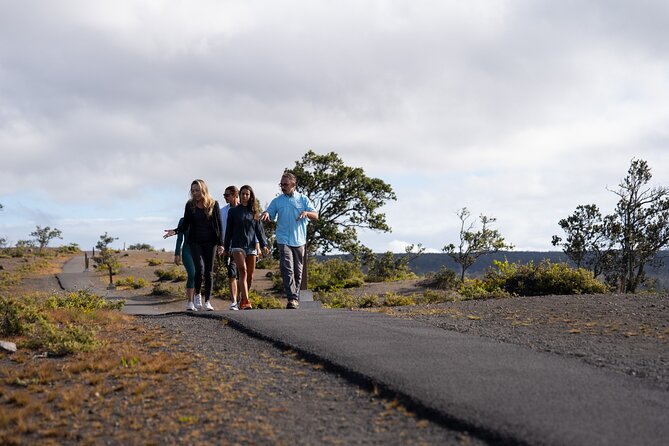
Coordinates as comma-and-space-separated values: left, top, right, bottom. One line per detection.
0, 251, 296, 445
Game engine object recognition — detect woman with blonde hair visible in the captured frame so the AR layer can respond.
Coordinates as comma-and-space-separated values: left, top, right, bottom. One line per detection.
223, 185, 268, 310
164, 179, 224, 311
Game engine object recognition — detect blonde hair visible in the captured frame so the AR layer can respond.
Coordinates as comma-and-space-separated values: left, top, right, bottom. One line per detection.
189, 179, 216, 217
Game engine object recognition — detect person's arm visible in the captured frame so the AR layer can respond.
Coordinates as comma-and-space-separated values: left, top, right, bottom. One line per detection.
164, 204, 191, 238
298, 196, 318, 220
174, 219, 184, 264
213, 201, 224, 255
223, 209, 234, 252
261, 198, 277, 221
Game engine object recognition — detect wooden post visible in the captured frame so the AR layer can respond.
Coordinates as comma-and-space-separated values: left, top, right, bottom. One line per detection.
107, 264, 116, 290
84, 252, 89, 271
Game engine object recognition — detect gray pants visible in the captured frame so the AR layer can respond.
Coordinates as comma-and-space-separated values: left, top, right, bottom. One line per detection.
279, 244, 305, 300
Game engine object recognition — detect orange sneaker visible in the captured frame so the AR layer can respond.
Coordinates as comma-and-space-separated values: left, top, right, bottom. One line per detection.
239, 299, 253, 310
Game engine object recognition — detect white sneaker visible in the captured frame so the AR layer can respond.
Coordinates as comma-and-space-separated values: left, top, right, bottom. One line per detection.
229, 302, 239, 311
194, 294, 202, 309
187, 301, 197, 311
205, 301, 214, 311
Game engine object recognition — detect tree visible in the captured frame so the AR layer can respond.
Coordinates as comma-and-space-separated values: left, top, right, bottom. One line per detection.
289, 150, 396, 255
93, 232, 121, 274
551, 204, 608, 277
30, 226, 63, 254
443, 208, 514, 282
606, 159, 669, 292
553, 159, 669, 293
364, 244, 425, 282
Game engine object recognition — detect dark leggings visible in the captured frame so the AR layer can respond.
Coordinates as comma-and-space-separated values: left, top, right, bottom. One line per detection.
188, 241, 217, 301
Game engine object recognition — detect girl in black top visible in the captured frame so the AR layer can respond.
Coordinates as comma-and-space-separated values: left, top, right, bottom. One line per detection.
223, 184, 268, 310
164, 179, 224, 311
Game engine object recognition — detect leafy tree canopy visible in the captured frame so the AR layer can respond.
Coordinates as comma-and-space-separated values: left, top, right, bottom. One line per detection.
289, 150, 396, 255
30, 226, 62, 254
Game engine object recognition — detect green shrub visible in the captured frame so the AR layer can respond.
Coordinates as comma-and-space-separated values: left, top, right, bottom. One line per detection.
318, 291, 357, 309
382, 293, 416, 307
115, 276, 149, 289
1, 290, 120, 355
154, 267, 187, 282
150, 283, 175, 296
364, 251, 419, 283
358, 294, 381, 308
424, 266, 459, 290
308, 258, 365, 292
56, 243, 80, 254
419, 290, 457, 304
0, 296, 25, 336
484, 259, 610, 296
44, 289, 124, 312
128, 243, 155, 251
27, 319, 101, 356
147, 258, 163, 266
458, 278, 511, 300
248, 290, 284, 309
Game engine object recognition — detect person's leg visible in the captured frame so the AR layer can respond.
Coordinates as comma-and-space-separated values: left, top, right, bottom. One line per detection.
201, 242, 217, 303
189, 242, 205, 307
233, 250, 250, 308
226, 255, 238, 305
291, 245, 305, 298
183, 246, 196, 303
245, 254, 257, 292
279, 244, 298, 299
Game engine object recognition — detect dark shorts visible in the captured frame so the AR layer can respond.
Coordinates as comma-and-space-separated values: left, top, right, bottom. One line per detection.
225, 255, 238, 279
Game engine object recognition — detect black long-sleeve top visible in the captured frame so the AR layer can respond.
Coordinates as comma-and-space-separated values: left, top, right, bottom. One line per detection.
175, 201, 224, 246
224, 205, 267, 252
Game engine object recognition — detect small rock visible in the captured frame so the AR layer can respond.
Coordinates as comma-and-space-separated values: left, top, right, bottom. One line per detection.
1, 340, 17, 353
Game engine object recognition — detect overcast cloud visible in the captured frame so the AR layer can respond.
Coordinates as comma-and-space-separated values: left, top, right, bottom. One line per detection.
1, 0, 668, 253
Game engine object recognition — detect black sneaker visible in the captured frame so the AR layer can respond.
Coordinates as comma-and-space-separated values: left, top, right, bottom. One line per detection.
286, 298, 299, 309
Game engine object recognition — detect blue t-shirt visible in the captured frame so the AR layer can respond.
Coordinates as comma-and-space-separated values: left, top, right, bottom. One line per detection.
265, 191, 315, 247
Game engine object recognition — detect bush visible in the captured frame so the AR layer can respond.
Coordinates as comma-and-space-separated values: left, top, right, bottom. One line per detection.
248, 290, 284, 309
418, 290, 457, 304
115, 276, 149, 289
484, 259, 610, 296
318, 291, 358, 309
458, 278, 511, 300
364, 251, 419, 283
150, 283, 176, 296
27, 319, 101, 356
147, 258, 163, 266
1, 296, 25, 336
382, 293, 416, 307
1, 290, 122, 355
358, 294, 381, 308
308, 258, 365, 292
128, 243, 154, 251
423, 266, 459, 290
56, 243, 80, 254
154, 268, 187, 282
44, 289, 124, 312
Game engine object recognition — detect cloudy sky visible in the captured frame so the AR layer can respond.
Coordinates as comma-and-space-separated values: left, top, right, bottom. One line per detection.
1, 0, 668, 254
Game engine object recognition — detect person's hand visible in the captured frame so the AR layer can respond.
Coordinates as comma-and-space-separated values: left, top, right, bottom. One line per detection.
174, 255, 181, 266
163, 229, 176, 239
217, 245, 224, 256
260, 212, 269, 222
262, 246, 269, 257
297, 211, 309, 220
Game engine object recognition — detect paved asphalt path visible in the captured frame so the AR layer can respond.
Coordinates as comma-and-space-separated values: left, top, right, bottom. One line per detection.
57, 256, 669, 446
